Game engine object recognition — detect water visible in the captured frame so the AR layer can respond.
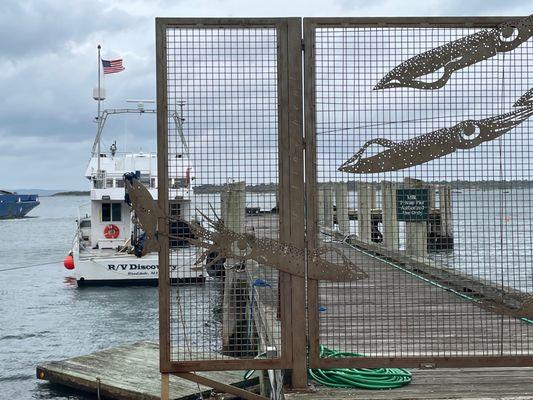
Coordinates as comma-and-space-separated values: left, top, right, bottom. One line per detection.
0, 196, 159, 399
1, 190, 532, 398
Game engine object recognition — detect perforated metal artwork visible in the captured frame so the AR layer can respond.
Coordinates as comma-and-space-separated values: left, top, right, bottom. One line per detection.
374, 14, 533, 90
339, 96, 533, 174
125, 175, 367, 282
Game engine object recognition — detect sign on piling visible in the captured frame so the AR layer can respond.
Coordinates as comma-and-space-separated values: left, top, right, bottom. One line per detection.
396, 189, 429, 221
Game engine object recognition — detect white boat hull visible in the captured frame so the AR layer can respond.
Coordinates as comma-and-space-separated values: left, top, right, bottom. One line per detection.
72, 247, 206, 286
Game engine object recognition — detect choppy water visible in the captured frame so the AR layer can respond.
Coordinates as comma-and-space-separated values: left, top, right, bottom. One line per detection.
0, 196, 160, 399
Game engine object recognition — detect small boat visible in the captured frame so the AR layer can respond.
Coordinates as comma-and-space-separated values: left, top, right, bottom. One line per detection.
0, 190, 39, 219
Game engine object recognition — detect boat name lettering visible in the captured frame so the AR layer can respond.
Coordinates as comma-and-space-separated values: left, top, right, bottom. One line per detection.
107, 264, 181, 271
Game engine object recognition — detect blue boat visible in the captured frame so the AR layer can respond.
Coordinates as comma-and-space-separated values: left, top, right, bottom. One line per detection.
0, 190, 40, 219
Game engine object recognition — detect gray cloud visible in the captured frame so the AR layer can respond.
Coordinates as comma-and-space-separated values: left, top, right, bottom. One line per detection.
1, 0, 532, 190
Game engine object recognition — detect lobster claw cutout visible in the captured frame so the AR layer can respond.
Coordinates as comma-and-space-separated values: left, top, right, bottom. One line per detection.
374, 14, 533, 90
124, 175, 368, 282
339, 90, 533, 174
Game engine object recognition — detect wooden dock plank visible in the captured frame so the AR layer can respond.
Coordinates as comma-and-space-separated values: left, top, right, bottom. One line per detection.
37, 341, 258, 400
286, 367, 533, 400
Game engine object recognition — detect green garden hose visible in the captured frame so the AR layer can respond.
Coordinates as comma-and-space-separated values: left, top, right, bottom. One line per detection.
244, 346, 412, 389
308, 345, 412, 389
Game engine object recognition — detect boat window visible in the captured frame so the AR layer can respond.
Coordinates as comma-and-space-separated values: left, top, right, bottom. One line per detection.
102, 203, 111, 221
116, 179, 125, 188
169, 201, 181, 248
172, 178, 188, 189
140, 173, 151, 187
169, 201, 181, 217
106, 178, 114, 188
151, 178, 157, 188
112, 203, 121, 221
101, 203, 122, 222
80, 220, 91, 228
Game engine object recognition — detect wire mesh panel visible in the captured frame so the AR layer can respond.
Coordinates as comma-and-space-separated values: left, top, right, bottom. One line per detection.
305, 17, 533, 368
156, 18, 297, 372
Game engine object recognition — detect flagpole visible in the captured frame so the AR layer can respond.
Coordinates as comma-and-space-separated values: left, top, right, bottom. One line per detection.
97, 44, 101, 173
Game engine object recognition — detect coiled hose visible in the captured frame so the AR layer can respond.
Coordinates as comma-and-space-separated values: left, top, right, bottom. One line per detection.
308, 345, 412, 389
244, 345, 412, 390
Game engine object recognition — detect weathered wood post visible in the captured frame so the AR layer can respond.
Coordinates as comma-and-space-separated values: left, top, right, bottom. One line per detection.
403, 178, 428, 257
334, 182, 349, 235
221, 181, 249, 356
323, 183, 334, 230
357, 182, 374, 243
317, 184, 325, 228
381, 181, 399, 251
441, 185, 453, 238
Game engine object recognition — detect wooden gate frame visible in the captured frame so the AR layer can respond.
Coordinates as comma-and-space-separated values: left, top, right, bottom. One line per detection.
155, 17, 308, 387
303, 16, 533, 370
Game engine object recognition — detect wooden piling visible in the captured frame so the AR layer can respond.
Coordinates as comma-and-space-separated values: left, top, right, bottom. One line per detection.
441, 184, 453, 238
334, 182, 349, 235
357, 182, 374, 243
221, 181, 249, 356
323, 184, 334, 229
381, 181, 399, 251
317, 185, 325, 227
403, 178, 428, 257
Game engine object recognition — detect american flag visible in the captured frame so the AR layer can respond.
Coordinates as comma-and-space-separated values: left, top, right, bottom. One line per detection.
101, 58, 125, 74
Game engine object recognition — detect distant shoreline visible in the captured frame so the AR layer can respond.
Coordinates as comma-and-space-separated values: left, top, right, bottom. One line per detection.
51, 191, 90, 197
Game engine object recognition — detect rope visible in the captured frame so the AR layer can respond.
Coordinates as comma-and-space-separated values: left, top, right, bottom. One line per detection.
0, 261, 61, 272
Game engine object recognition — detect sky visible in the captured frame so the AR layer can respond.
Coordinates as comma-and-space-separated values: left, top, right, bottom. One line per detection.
1, 0, 531, 190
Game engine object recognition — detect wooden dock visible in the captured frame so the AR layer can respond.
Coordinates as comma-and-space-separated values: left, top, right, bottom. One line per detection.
285, 367, 533, 399
36, 341, 258, 400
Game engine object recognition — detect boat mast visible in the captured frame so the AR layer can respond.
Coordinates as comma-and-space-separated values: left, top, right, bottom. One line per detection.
97, 44, 102, 174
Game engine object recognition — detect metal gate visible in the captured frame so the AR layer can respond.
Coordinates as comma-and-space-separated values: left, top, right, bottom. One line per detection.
155, 15, 533, 392
155, 17, 306, 384
305, 17, 533, 369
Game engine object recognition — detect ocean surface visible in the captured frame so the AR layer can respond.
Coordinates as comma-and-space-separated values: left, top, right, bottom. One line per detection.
1, 190, 532, 398
0, 195, 161, 399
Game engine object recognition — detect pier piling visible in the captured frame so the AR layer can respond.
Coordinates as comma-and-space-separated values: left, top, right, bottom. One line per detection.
334, 182, 349, 235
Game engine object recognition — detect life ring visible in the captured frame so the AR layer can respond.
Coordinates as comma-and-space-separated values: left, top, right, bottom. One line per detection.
104, 224, 120, 239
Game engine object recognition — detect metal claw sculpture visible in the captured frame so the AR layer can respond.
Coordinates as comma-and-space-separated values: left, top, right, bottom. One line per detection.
374, 14, 533, 90
338, 92, 533, 174
124, 174, 368, 282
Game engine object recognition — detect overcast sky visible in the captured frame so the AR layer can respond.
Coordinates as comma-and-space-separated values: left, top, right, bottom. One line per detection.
1, 0, 531, 190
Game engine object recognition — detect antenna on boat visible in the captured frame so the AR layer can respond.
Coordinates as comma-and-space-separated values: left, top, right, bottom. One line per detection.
171, 100, 190, 157
126, 99, 155, 113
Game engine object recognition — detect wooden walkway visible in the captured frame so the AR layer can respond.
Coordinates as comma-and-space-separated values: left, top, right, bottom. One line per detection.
36, 341, 258, 400
286, 367, 533, 399
244, 213, 533, 359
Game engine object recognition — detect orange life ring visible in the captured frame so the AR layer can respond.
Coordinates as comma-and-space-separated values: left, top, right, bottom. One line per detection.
104, 224, 120, 239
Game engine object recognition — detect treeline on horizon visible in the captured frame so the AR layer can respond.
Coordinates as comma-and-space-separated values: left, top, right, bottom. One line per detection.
193, 179, 533, 194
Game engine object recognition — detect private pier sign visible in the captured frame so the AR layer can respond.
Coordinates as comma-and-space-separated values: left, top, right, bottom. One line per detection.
396, 188, 429, 221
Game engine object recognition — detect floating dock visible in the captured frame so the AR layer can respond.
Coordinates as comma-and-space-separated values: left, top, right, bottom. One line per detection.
36, 341, 258, 400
